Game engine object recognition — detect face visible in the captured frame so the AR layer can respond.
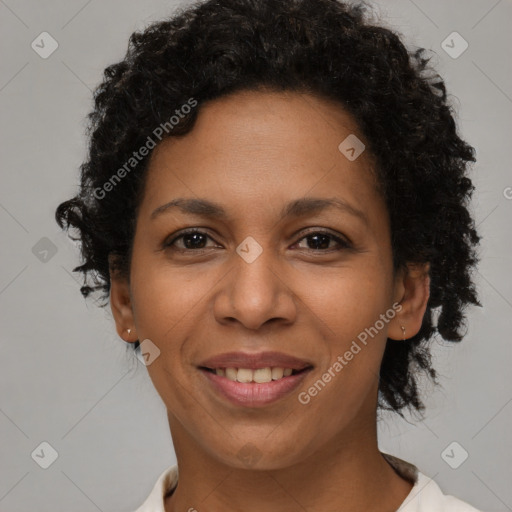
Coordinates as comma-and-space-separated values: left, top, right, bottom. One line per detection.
110, 89, 429, 470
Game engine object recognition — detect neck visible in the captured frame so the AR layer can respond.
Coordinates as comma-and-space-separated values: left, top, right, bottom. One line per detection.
164, 412, 413, 512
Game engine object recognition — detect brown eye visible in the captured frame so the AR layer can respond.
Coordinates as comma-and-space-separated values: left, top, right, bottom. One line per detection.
293, 230, 351, 252
163, 228, 351, 254
164, 229, 217, 251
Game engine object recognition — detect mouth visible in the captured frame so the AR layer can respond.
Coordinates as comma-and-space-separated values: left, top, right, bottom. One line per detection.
199, 366, 309, 382
197, 351, 314, 407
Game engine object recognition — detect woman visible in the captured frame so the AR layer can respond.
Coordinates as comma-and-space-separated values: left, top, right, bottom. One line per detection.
55, 0, 482, 510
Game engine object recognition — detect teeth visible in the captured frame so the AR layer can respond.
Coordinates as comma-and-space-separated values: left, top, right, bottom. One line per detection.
214, 367, 297, 383
271, 367, 284, 380
236, 368, 253, 383
253, 368, 272, 383
225, 367, 237, 380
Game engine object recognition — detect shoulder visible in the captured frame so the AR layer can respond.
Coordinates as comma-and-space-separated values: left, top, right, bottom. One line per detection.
134, 464, 178, 512
399, 471, 482, 512
382, 452, 482, 512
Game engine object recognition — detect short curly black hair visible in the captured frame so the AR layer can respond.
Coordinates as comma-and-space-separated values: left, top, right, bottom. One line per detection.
55, 0, 480, 417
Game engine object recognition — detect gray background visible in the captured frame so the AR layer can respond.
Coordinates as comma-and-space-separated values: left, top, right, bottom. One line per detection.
1, 0, 511, 510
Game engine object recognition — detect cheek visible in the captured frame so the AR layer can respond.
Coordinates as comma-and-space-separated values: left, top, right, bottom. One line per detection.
297, 261, 392, 398
131, 259, 210, 340
303, 261, 392, 346
293, 283, 389, 442
128, 256, 214, 406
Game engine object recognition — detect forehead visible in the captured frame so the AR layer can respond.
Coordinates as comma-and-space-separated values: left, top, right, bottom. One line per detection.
141, 89, 382, 223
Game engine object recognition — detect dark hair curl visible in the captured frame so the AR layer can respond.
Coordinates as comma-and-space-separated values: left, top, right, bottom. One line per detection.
55, 0, 480, 417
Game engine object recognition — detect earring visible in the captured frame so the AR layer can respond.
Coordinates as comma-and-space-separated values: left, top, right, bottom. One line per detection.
127, 328, 132, 335
401, 325, 406, 341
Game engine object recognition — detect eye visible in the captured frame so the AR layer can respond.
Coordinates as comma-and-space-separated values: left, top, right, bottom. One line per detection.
164, 228, 218, 251
163, 228, 352, 253
292, 230, 351, 252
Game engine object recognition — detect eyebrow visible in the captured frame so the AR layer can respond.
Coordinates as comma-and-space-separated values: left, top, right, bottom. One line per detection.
150, 196, 368, 225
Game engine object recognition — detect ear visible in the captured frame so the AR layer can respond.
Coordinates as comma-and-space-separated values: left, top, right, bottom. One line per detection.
108, 253, 137, 343
388, 262, 430, 341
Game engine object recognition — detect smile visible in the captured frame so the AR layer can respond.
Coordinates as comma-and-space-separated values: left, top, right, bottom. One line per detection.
203, 366, 300, 382
199, 366, 312, 407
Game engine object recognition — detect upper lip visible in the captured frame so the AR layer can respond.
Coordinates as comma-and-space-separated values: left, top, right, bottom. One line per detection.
198, 351, 313, 370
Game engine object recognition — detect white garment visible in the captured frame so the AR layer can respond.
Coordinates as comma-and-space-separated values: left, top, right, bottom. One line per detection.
134, 452, 481, 511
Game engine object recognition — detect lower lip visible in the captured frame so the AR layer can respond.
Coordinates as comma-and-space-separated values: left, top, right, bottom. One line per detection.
200, 368, 312, 408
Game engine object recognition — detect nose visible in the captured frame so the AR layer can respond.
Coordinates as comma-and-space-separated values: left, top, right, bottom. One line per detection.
213, 246, 298, 331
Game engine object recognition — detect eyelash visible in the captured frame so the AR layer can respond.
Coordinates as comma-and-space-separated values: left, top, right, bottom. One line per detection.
163, 228, 352, 253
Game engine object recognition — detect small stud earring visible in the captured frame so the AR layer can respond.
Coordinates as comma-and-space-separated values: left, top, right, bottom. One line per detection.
127, 328, 132, 335
401, 325, 406, 341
